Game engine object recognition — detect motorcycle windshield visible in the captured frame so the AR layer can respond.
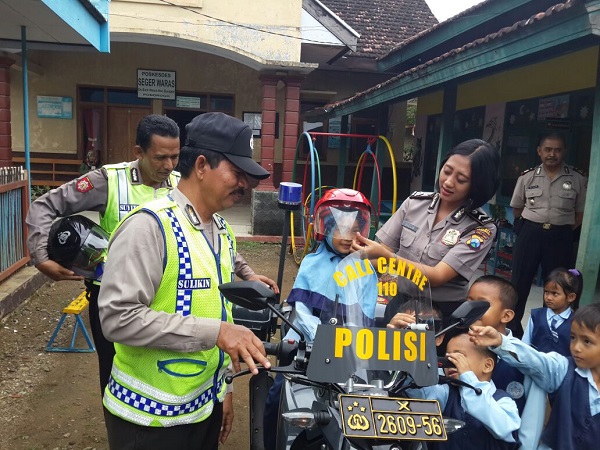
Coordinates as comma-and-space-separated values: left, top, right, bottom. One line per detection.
306, 251, 439, 387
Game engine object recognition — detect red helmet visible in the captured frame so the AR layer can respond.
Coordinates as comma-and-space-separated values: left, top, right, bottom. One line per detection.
313, 188, 372, 241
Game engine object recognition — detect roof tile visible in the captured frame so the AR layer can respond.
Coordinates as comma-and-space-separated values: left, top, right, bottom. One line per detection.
321, 0, 438, 58
324, 1, 575, 111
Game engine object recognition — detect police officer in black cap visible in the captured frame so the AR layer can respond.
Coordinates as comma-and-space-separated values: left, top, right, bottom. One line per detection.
98, 112, 272, 448
508, 132, 587, 338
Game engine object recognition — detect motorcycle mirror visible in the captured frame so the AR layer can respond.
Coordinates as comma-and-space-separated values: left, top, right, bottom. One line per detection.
218, 281, 277, 311
435, 300, 490, 338
450, 300, 490, 328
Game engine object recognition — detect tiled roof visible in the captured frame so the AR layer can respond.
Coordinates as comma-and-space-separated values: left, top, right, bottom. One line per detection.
323, 1, 575, 112
320, 0, 438, 58
385, 0, 495, 58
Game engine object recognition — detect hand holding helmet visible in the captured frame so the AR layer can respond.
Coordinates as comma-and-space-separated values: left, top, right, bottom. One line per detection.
46, 215, 109, 281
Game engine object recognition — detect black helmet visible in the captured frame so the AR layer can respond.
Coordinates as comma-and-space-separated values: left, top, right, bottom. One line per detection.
47, 215, 109, 279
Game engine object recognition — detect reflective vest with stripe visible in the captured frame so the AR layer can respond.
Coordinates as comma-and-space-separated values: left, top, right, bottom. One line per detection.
103, 197, 235, 427
100, 162, 181, 233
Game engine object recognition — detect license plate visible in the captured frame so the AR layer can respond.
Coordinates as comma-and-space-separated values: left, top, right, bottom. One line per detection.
339, 394, 447, 441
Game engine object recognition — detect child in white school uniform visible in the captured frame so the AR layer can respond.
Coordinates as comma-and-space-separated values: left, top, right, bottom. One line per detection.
470, 302, 600, 450
407, 332, 520, 449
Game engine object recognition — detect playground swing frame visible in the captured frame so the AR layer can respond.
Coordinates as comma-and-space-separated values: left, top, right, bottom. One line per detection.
289, 131, 398, 264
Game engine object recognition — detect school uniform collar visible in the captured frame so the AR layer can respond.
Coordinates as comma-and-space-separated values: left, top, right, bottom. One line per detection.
546, 307, 573, 321
172, 188, 227, 234
574, 367, 600, 396
128, 159, 175, 189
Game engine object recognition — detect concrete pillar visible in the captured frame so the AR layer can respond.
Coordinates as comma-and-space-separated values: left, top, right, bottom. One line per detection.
258, 75, 278, 191
0, 57, 15, 168
436, 84, 457, 174
577, 48, 600, 305
282, 78, 302, 182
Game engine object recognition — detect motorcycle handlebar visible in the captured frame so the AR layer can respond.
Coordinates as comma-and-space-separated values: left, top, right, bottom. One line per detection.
263, 339, 299, 361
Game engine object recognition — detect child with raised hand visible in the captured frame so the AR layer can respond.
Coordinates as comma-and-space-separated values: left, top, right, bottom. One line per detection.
407, 332, 520, 449
467, 275, 548, 449
467, 276, 526, 406
522, 268, 583, 356
469, 302, 600, 450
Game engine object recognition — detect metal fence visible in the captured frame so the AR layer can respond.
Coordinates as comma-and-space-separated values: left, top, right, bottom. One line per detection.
0, 166, 30, 284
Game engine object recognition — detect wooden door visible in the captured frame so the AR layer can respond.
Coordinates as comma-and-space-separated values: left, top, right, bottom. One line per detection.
107, 107, 151, 164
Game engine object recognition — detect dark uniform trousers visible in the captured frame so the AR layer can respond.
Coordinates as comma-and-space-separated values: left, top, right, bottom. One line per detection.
509, 219, 573, 338
103, 402, 223, 450
85, 281, 115, 396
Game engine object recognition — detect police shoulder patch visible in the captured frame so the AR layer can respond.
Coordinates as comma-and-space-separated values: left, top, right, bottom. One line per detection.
520, 167, 535, 176
409, 191, 436, 200
572, 166, 587, 177
467, 209, 493, 225
75, 176, 94, 193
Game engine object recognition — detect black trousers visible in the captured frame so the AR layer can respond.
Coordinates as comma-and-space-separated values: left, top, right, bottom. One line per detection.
509, 220, 573, 338
85, 281, 115, 396
104, 402, 223, 450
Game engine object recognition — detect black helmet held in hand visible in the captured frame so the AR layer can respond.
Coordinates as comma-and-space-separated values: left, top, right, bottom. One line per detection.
47, 215, 109, 279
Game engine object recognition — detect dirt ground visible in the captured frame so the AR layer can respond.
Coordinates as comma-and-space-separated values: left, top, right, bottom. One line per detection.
0, 242, 298, 450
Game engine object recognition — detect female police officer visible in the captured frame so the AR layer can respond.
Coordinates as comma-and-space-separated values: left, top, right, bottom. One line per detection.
353, 139, 500, 320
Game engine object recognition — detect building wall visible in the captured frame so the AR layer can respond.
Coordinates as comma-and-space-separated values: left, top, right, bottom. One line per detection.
10, 42, 263, 156
416, 46, 599, 117
111, 0, 303, 64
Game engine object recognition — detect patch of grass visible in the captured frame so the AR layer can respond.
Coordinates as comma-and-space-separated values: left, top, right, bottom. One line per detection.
237, 241, 262, 250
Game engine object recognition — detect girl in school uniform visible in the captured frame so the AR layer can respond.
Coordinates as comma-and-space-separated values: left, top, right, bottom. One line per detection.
522, 268, 583, 356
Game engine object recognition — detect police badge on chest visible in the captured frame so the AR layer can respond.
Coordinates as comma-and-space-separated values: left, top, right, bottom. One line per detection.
442, 229, 460, 246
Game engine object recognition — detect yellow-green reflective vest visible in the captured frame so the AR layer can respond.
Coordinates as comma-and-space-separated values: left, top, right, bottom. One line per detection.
100, 162, 181, 233
103, 197, 234, 427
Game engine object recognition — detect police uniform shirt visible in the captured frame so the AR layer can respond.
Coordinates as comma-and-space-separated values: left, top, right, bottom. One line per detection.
26, 160, 173, 265
98, 187, 231, 351
510, 163, 587, 226
376, 193, 496, 303
25, 161, 256, 278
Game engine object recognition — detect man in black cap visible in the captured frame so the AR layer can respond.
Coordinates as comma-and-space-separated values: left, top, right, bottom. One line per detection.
98, 113, 272, 449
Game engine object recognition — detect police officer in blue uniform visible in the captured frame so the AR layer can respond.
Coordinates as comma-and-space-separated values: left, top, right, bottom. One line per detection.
508, 132, 587, 338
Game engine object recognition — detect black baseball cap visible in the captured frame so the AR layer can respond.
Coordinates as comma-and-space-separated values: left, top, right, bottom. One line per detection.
184, 112, 270, 180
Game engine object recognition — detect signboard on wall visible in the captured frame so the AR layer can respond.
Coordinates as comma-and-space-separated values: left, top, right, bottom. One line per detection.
538, 94, 569, 121
176, 96, 201, 109
37, 96, 72, 119
137, 69, 176, 100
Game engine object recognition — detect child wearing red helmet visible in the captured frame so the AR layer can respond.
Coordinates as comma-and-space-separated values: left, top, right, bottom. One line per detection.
264, 188, 377, 450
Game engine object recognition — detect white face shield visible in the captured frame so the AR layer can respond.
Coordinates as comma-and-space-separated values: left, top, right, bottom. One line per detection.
315, 206, 371, 241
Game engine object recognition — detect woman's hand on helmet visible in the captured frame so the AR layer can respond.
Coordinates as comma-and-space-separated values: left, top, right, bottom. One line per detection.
36, 259, 85, 281
351, 233, 392, 260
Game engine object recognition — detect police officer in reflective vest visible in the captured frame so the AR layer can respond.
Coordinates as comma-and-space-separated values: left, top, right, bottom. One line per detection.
27, 114, 181, 396
509, 132, 587, 338
98, 112, 272, 448
26, 114, 277, 396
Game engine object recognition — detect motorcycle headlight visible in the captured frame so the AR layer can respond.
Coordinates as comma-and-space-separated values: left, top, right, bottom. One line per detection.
444, 417, 465, 434
282, 411, 317, 429
282, 410, 331, 429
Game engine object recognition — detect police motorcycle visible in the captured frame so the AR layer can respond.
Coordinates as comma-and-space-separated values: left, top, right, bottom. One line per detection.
219, 250, 490, 450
